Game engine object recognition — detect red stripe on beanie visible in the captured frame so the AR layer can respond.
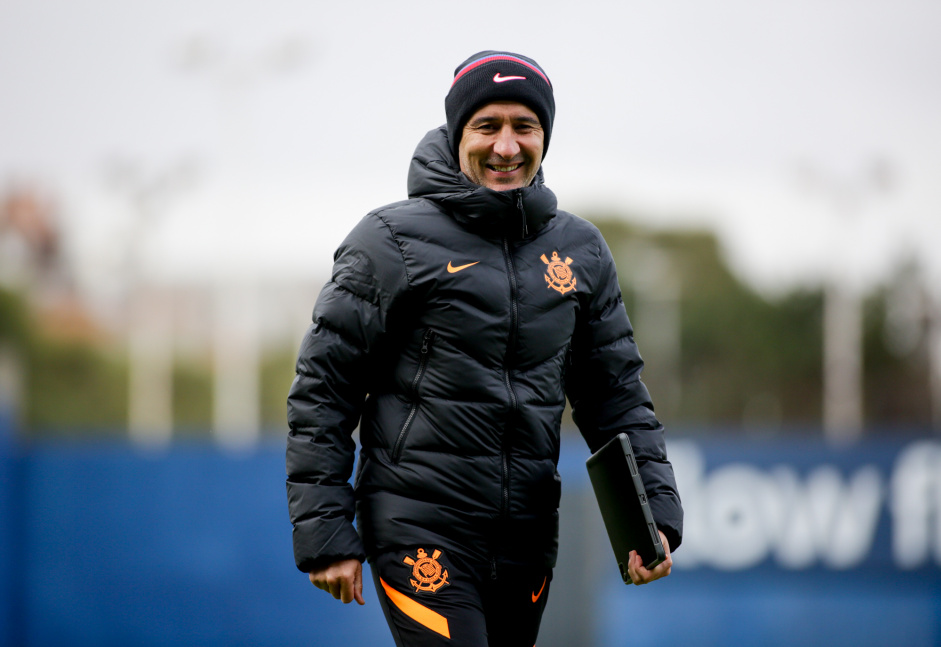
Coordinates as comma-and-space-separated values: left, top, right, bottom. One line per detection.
452, 55, 551, 87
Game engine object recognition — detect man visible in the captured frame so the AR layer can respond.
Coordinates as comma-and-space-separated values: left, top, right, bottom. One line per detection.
286, 51, 683, 647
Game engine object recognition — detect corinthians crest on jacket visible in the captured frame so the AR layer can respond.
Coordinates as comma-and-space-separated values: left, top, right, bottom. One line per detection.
541, 251, 576, 295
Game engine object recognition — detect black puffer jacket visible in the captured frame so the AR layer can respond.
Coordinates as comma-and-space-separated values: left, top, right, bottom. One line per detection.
286, 126, 682, 573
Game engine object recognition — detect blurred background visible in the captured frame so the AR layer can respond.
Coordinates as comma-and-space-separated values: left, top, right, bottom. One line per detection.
1, 0, 939, 645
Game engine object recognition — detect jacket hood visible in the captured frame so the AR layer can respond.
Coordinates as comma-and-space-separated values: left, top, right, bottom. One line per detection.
406, 125, 557, 240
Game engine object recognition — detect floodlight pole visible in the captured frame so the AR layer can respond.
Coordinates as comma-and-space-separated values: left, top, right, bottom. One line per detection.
800, 160, 892, 443
822, 278, 863, 441
177, 36, 306, 447
629, 244, 681, 420
109, 159, 196, 446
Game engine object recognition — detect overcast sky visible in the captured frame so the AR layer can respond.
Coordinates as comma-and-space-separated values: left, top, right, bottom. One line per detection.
2, 0, 940, 296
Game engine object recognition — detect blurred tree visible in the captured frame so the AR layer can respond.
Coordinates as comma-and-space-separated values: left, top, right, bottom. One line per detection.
0, 289, 29, 423
172, 360, 213, 438
593, 217, 824, 433
4, 217, 934, 440
24, 339, 127, 434
0, 288, 29, 345
261, 349, 297, 437
863, 260, 933, 428
3, 286, 127, 434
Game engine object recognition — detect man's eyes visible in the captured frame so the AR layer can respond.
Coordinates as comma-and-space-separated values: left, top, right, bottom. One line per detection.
474, 123, 535, 133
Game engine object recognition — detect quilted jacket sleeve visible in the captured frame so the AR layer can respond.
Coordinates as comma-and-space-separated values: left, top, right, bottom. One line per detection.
565, 232, 683, 551
286, 213, 409, 573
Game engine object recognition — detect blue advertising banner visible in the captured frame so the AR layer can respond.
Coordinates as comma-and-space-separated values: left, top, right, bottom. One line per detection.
670, 436, 941, 573
0, 433, 938, 646
586, 435, 941, 647
0, 413, 11, 647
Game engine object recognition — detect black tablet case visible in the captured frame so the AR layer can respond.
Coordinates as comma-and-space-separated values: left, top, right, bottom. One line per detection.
586, 433, 666, 582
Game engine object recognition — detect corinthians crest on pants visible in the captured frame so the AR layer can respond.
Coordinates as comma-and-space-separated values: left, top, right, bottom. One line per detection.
542, 251, 577, 295
403, 548, 450, 593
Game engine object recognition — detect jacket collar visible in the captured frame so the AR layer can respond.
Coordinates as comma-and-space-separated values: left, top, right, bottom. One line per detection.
406, 126, 558, 240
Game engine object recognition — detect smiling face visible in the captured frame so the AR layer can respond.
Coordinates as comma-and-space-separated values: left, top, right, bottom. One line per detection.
458, 101, 545, 192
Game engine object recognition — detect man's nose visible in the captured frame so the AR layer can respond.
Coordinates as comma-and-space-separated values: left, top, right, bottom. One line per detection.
493, 127, 521, 159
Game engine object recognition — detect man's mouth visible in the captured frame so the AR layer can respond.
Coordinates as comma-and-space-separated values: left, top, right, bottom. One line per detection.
487, 163, 522, 173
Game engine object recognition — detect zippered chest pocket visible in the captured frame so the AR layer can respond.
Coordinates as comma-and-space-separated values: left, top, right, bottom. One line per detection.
391, 329, 435, 464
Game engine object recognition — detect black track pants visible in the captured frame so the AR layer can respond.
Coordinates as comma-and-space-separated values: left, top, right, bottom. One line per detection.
371, 545, 552, 647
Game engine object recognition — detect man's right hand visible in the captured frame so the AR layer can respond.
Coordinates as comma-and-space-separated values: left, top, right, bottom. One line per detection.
309, 558, 365, 605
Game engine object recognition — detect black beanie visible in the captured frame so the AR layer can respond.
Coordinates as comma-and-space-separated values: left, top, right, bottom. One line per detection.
445, 51, 555, 164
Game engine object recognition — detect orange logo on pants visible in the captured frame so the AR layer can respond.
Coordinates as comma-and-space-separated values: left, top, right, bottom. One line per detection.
403, 548, 450, 593
532, 576, 547, 603
380, 577, 451, 639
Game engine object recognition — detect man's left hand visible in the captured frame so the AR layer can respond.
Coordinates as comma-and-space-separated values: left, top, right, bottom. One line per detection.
626, 530, 672, 585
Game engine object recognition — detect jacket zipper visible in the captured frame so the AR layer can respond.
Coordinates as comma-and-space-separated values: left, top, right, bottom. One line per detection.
500, 237, 520, 518
391, 329, 435, 464
516, 189, 528, 239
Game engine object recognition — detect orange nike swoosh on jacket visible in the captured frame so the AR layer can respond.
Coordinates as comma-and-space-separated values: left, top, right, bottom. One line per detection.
447, 261, 479, 273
